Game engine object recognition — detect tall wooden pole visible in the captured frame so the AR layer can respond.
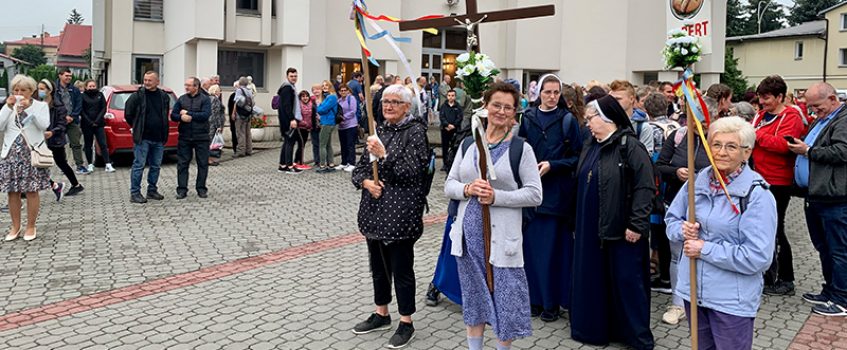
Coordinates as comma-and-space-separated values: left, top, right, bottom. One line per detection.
685, 101, 699, 350
356, 19, 379, 182
473, 127, 494, 293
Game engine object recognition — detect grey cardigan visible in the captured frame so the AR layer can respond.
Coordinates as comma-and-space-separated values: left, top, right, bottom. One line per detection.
444, 138, 543, 268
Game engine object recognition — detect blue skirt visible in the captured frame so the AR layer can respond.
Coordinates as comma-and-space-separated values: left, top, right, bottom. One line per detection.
432, 215, 463, 304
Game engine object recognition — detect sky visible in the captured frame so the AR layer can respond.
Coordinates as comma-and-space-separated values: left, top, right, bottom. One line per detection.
0, 0, 91, 43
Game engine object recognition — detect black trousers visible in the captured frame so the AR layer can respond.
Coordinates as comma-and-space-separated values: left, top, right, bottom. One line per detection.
176, 139, 210, 194
229, 118, 238, 154
82, 124, 110, 164
279, 127, 298, 166
293, 129, 309, 164
652, 222, 671, 281
765, 185, 795, 284
48, 145, 80, 187
367, 238, 417, 316
338, 127, 358, 166
440, 129, 456, 170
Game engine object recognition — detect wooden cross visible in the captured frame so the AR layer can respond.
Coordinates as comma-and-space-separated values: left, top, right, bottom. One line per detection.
399, 0, 555, 52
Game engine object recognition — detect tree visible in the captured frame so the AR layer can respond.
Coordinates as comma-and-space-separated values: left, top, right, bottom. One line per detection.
788, 0, 839, 26
727, 0, 750, 37
67, 9, 84, 24
11, 45, 47, 66
744, 0, 786, 34
26, 64, 58, 83
722, 48, 749, 102
82, 48, 91, 67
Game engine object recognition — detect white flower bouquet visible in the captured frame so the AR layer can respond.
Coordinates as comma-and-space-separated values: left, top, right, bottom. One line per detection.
455, 51, 500, 104
662, 28, 702, 69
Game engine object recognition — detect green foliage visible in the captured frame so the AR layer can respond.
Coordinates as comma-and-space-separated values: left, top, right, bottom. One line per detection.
68, 9, 84, 24
663, 30, 702, 69
722, 48, 749, 102
250, 115, 267, 128
82, 48, 92, 67
727, 0, 749, 37
26, 64, 58, 83
788, 0, 839, 26
0, 70, 7, 89
11, 45, 47, 66
454, 52, 499, 104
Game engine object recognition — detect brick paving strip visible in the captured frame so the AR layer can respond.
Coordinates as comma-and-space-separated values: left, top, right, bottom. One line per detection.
790, 314, 847, 349
0, 214, 447, 333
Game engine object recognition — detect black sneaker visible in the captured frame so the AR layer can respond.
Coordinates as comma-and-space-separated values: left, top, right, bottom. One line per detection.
530, 305, 543, 318
425, 283, 441, 307
130, 193, 147, 204
813, 302, 847, 317
278, 166, 289, 173
763, 281, 795, 296
197, 191, 208, 199
651, 278, 673, 295
66, 184, 84, 196
352, 313, 391, 334
52, 182, 65, 202
146, 191, 164, 200
803, 292, 830, 306
175, 192, 187, 200
386, 321, 415, 349
540, 310, 559, 322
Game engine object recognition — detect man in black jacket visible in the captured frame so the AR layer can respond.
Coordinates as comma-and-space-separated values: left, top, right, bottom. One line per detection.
439, 90, 462, 171
124, 71, 171, 204
789, 82, 847, 316
276, 67, 301, 173
172, 77, 212, 199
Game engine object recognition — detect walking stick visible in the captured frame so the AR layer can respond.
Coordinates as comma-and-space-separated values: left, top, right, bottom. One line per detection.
685, 101, 699, 350
356, 19, 379, 182
473, 127, 494, 294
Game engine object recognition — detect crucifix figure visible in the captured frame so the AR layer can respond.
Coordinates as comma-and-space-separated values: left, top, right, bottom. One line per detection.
399, 0, 555, 52
399, 0, 555, 294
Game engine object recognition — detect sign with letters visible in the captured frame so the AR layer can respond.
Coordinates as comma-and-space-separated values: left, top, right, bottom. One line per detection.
667, 0, 713, 55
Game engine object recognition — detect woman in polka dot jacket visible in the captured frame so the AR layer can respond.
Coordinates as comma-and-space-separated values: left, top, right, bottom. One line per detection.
350, 84, 430, 348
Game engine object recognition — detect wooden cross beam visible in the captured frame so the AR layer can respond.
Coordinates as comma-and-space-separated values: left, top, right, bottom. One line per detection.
399, 0, 555, 50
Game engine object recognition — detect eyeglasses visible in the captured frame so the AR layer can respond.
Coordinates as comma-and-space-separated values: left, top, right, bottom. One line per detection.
381, 100, 405, 107
710, 142, 749, 154
489, 102, 516, 113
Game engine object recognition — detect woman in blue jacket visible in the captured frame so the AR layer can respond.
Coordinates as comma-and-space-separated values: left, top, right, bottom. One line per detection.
665, 116, 777, 350
316, 80, 338, 173
517, 74, 583, 321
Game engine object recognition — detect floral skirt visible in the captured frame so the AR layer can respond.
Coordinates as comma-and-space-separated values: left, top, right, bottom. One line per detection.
0, 135, 51, 193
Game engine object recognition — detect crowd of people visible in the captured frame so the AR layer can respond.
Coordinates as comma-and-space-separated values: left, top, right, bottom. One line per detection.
1, 65, 845, 350
350, 72, 847, 350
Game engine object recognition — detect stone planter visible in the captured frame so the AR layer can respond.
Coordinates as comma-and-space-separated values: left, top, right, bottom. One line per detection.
251, 128, 266, 142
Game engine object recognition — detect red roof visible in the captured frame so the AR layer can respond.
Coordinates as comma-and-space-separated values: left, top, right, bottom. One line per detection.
57, 24, 92, 57
6, 34, 62, 48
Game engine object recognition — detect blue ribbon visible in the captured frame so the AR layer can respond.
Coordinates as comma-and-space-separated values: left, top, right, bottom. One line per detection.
677, 69, 707, 123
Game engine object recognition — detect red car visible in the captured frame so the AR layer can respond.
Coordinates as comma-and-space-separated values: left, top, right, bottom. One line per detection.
100, 85, 179, 159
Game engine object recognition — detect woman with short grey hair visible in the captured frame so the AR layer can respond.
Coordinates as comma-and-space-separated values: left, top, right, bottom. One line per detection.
666, 116, 777, 349
732, 101, 756, 122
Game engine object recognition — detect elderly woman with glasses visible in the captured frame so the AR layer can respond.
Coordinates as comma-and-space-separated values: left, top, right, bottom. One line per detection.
665, 116, 777, 349
571, 95, 656, 350
350, 84, 430, 349
445, 82, 542, 350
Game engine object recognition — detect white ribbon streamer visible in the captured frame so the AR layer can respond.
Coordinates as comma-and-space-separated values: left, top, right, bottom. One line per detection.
363, 16, 424, 118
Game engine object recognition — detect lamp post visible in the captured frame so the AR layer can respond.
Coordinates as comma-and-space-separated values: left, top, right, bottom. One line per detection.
758, 0, 774, 34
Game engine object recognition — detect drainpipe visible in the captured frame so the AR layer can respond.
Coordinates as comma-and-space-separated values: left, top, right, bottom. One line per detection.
823, 17, 829, 82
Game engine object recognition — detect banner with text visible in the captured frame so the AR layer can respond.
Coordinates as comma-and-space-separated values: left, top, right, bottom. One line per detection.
667, 0, 713, 55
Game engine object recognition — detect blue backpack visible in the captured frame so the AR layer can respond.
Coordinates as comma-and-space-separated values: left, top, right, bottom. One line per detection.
446, 136, 525, 217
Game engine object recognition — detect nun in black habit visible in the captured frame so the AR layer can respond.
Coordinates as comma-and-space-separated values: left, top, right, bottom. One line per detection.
570, 95, 656, 350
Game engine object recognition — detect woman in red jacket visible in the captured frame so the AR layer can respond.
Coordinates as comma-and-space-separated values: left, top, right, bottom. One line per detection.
751, 75, 806, 296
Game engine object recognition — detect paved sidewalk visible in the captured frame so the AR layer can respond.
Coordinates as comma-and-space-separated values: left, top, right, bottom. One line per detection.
0, 145, 839, 349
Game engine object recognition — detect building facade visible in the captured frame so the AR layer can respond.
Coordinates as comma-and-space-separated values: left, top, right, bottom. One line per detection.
93, 0, 727, 117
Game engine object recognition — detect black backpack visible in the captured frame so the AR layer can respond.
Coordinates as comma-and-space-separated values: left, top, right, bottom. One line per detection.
236, 88, 254, 119
446, 136, 525, 217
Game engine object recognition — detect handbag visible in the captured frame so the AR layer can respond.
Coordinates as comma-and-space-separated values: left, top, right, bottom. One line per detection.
335, 104, 344, 125
19, 129, 54, 169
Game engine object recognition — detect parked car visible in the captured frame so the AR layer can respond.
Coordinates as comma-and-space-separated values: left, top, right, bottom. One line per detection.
99, 85, 179, 161
0, 88, 7, 101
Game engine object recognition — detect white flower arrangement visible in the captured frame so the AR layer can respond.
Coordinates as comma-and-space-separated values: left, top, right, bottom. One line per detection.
454, 51, 501, 104
662, 28, 702, 69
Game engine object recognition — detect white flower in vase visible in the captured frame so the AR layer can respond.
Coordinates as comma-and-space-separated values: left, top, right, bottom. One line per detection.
462, 65, 476, 76
457, 53, 471, 63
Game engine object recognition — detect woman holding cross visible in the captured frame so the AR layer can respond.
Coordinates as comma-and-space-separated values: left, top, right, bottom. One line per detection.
445, 82, 542, 350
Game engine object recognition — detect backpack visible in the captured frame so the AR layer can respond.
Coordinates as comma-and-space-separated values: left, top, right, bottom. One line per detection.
271, 95, 280, 110
446, 136, 525, 217
635, 120, 645, 140
738, 180, 769, 214
421, 127, 438, 212
650, 120, 681, 140
236, 88, 254, 119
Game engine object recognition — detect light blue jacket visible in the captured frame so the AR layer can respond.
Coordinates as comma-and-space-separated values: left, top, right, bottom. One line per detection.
665, 165, 777, 318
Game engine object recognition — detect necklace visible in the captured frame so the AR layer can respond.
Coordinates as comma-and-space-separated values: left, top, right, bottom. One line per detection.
487, 129, 511, 150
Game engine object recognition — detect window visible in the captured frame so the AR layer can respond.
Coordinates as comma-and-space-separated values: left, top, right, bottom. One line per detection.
237, 0, 259, 14
132, 56, 162, 84
840, 48, 847, 66
841, 13, 847, 30
218, 49, 265, 88
134, 0, 163, 21
795, 41, 804, 60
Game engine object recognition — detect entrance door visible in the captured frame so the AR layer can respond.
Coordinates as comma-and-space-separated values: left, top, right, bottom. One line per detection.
421, 52, 442, 84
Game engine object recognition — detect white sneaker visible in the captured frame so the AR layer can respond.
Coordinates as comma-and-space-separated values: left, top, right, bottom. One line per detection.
334, 164, 346, 170
344, 165, 355, 172
87, 164, 95, 173
662, 305, 687, 325
105, 163, 116, 173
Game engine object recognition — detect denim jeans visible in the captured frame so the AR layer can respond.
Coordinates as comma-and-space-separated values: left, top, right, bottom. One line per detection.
338, 127, 358, 166
806, 200, 847, 306
310, 128, 321, 165
130, 140, 164, 195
